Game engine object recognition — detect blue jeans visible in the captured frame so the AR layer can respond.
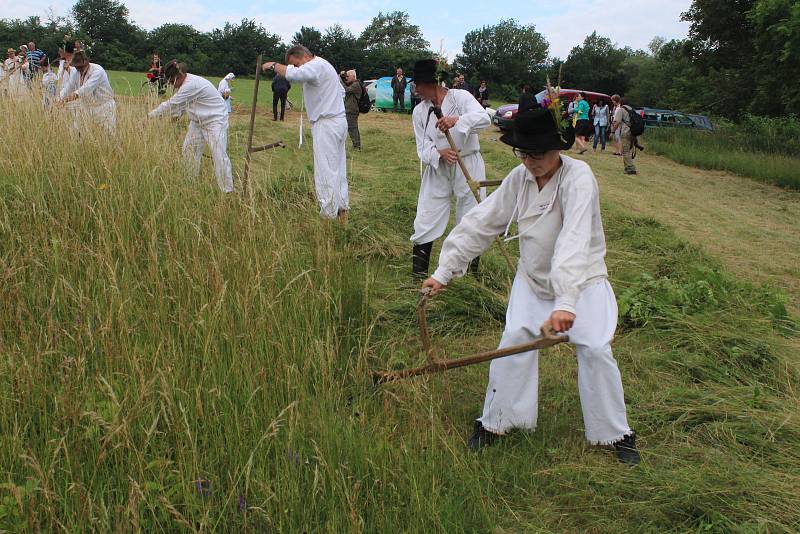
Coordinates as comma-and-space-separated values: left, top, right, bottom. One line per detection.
593, 124, 607, 150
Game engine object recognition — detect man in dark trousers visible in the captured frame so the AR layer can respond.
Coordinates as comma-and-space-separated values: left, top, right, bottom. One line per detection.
391, 68, 407, 112
271, 73, 291, 121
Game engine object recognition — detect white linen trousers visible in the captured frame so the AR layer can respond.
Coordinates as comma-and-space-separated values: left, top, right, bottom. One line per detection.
410, 152, 486, 244
311, 116, 349, 218
183, 118, 234, 193
479, 274, 631, 445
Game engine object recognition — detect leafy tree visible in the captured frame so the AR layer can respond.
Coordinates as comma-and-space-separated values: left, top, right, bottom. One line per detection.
748, 0, 800, 115
71, 0, 147, 68
319, 24, 362, 74
454, 19, 548, 99
359, 11, 428, 51
209, 19, 283, 76
562, 32, 631, 96
149, 24, 212, 73
292, 26, 323, 54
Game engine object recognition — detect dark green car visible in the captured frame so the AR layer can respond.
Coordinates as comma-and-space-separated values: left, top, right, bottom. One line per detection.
638, 108, 714, 132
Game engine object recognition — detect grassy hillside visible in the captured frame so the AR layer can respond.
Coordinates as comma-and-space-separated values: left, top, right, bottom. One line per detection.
0, 81, 798, 532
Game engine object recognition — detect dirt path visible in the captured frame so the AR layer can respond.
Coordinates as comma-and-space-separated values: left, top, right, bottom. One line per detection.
572, 149, 800, 313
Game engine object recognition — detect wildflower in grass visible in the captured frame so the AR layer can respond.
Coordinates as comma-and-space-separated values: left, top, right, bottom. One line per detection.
194, 478, 211, 497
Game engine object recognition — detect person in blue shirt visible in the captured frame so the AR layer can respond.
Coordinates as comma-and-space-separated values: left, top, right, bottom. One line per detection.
573, 92, 591, 154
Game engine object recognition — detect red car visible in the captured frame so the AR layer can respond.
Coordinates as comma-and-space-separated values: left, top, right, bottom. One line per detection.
492, 88, 613, 131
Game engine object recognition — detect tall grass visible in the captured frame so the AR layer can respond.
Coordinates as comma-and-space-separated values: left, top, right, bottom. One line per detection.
647, 115, 800, 190
1, 89, 799, 531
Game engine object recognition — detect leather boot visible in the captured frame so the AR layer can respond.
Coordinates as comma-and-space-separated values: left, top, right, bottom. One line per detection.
412, 242, 433, 280
469, 256, 480, 274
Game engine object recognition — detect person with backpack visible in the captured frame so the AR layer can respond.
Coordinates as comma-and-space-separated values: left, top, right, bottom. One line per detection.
611, 95, 640, 175
342, 69, 363, 150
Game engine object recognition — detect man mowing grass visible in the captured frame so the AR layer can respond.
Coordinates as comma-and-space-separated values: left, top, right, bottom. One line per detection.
421, 108, 640, 465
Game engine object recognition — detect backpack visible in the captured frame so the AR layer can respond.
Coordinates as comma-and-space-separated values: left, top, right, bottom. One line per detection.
358, 82, 371, 114
623, 105, 645, 136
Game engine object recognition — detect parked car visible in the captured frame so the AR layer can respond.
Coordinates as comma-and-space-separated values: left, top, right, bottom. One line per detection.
637, 108, 714, 132
492, 88, 612, 131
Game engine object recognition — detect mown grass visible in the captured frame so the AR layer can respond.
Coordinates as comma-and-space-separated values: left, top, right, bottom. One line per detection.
647, 127, 800, 190
0, 86, 799, 532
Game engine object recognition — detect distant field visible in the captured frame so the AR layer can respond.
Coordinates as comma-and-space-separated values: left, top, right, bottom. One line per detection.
647, 124, 800, 191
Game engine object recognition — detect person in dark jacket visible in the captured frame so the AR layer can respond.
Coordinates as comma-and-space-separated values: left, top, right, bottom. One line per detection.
517, 84, 536, 114
342, 69, 362, 149
391, 68, 407, 112
271, 73, 291, 121
476, 80, 489, 108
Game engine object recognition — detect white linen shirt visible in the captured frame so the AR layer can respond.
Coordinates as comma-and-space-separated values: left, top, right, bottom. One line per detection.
58, 64, 79, 100
148, 73, 228, 125
74, 63, 115, 107
284, 57, 345, 123
432, 155, 609, 314
412, 88, 490, 169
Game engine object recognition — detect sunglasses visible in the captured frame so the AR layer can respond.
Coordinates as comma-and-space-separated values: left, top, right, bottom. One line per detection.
513, 147, 546, 160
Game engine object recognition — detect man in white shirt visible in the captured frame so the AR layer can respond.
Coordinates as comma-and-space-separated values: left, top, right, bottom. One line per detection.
421, 108, 640, 465
410, 58, 489, 279
262, 45, 349, 222
217, 72, 234, 114
148, 60, 234, 193
60, 51, 116, 132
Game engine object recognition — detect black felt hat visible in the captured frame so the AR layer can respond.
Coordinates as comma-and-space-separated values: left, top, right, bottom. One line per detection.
413, 59, 438, 84
500, 108, 575, 151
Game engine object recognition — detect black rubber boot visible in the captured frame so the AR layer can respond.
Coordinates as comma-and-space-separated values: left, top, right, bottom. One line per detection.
412, 242, 433, 280
614, 431, 641, 465
468, 421, 500, 451
469, 256, 480, 274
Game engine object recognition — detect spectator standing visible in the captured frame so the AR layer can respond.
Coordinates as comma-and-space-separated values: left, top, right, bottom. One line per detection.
342, 69, 362, 150
592, 100, 610, 151
391, 68, 407, 112
217, 73, 235, 114
271, 73, 290, 121
573, 92, 591, 154
610, 94, 623, 156
518, 84, 536, 114
611, 95, 637, 175
26, 41, 45, 78
477, 80, 489, 108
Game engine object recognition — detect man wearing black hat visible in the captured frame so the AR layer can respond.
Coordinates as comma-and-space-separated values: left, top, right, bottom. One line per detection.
410, 58, 490, 279
420, 108, 640, 465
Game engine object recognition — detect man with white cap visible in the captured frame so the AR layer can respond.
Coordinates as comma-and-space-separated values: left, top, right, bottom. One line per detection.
261, 45, 349, 223
410, 58, 489, 279
421, 107, 640, 465
148, 60, 234, 193
217, 72, 235, 114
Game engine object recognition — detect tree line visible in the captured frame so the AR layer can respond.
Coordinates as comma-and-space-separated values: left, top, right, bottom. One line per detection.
2, 0, 797, 118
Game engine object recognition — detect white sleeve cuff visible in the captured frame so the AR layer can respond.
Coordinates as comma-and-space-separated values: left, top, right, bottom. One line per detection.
553, 294, 577, 315
432, 266, 456, 286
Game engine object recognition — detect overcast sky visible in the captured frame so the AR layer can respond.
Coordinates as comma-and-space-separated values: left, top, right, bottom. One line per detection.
7, 0, 693, 59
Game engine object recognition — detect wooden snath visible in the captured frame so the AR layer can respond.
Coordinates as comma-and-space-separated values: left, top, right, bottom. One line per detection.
371, 289, 569, 384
